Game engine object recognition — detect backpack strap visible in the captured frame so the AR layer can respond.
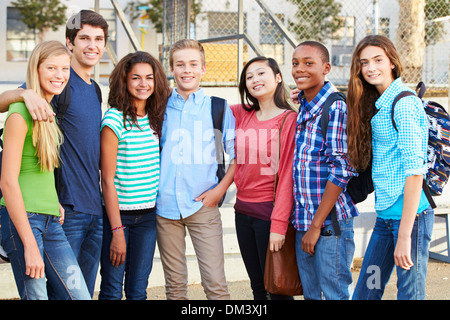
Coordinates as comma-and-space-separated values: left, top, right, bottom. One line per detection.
320, 91, 346, 139
211, 96, 227, 207
54, 79, 71, 125
391, 91, 416, 131
54, 78, 102, 125
416, 81, 426, 99
319, 91, 346, 237
93, 79, 103, 104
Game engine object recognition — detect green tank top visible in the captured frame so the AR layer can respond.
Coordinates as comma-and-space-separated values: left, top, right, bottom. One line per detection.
0, 102, 60, 216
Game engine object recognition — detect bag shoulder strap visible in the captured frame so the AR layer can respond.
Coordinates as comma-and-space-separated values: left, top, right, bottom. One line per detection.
391, 91, 416, 132
319, 92, 346, 237
210, 96, 227, 206
320, 91, 346, 139
211, 96, 226, 133
391, 81, 427, 131
55, 79, 71, 123
55, 78, 102, 123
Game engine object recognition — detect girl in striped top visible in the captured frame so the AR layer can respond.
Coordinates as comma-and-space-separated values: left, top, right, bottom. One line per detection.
99, 51, 170, 300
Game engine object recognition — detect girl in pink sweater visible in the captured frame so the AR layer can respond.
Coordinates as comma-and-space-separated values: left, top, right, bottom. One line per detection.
230, 57, 297, 300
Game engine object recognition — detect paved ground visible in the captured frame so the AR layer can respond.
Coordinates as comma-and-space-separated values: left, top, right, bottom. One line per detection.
91, 258, 449, 300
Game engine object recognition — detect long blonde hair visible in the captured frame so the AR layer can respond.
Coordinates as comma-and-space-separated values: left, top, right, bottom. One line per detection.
26, 40, 71, 172
347, 35, 403, 171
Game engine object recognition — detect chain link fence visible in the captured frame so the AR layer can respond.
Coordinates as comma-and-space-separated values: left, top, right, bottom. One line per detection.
162, 0, 450, 91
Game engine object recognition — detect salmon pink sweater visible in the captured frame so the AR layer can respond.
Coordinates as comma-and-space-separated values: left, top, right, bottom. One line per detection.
230, 104, 297, 235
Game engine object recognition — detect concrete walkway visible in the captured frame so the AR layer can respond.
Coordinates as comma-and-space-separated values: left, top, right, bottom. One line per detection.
1, 183, 449, 300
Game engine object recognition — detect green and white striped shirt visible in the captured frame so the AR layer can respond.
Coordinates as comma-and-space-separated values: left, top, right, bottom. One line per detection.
101, 108, 160, 211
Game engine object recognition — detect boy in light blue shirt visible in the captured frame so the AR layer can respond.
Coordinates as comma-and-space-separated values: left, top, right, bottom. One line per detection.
156, 39, 236, 300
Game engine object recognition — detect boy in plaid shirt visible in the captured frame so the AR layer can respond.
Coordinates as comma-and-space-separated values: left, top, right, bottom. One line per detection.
291, 41, 358, 300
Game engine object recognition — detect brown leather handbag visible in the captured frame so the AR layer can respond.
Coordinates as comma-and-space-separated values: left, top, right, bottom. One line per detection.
263, 111, 302, 296
264, 222, 303, 296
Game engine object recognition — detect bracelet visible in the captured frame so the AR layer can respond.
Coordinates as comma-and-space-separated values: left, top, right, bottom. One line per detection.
111, 225, 125, 232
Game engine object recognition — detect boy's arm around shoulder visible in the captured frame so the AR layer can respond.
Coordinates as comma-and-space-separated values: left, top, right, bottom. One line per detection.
0, 87, 55, 121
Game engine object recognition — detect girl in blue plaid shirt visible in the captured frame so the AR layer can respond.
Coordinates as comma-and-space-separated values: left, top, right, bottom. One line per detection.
347, 35, 434, 300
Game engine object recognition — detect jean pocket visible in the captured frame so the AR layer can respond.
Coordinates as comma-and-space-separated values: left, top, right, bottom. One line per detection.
320, 224, 334, 237
26, 212, 39, 219
421, 209, 434, 241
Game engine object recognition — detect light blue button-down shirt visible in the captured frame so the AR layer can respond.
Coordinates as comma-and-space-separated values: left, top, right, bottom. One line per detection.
156, 88, 236, 219
371, 78, 429, 215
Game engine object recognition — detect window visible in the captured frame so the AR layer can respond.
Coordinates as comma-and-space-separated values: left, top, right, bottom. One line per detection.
366, 17, 390, 37
208, 12, 246, 38
6, 7, 35, 62
260, 13, 285, 64
332, 16, 355, 47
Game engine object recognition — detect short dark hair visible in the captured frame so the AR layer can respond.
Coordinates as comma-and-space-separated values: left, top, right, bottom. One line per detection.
297, 40, 330, 63
66, 10, 109, 45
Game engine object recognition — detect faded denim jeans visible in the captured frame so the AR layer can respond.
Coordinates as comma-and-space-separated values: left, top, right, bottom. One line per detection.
353, 207, 434, 300
295, 218, 355, 300
1, 207, 91, 300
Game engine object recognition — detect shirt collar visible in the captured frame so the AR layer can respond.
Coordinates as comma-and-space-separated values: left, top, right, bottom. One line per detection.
298, 81, 334, 114
170, 87, 205, 106
375, 77, 404, 110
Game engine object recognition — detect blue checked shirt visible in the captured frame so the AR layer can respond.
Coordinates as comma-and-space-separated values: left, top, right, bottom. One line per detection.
371, 78, 428, 214
292, 82, 359, 231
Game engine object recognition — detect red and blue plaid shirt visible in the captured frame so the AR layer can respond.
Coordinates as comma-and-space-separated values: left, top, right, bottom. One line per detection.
292, 82, 359, 231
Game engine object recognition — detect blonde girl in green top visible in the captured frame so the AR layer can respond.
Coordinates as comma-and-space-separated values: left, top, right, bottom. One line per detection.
0, 40, 90, 300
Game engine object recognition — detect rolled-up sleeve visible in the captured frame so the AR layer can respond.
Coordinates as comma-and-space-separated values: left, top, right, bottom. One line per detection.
325, 100, 358, 188
394, 96, 428, 177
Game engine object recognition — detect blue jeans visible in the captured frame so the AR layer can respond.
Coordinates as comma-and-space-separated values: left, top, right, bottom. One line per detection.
0, 207, 91, 300
353, 207, 434, 300
99, 210, 157, 300
235, 212, 294, 300
60, 210, 103, 297
295, 218, 355, 300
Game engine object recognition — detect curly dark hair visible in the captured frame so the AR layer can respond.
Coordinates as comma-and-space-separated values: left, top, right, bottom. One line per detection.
108, 51, 170, 137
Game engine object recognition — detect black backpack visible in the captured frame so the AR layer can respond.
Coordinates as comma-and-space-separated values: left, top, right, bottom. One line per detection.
320, 92, 374, 236
211, 96, 227, 207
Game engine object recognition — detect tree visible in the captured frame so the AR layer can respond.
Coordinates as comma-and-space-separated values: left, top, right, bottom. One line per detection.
125, 0, 202, 33
396, 0, 426, 84
125, 0, 164, 33
425, 0, 450, 45
287, 0, 344, 42
12, 0, 68, 43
